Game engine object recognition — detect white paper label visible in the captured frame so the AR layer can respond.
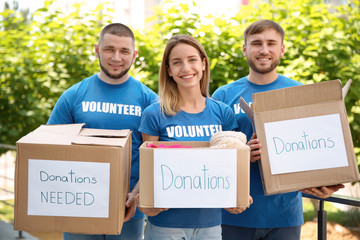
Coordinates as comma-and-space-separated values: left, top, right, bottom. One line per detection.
264, 114, 348, 175
28, 159, 110, 218
153, 149, 237, 208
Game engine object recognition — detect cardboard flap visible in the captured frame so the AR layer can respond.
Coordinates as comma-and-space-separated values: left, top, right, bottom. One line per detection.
72, 136, 127, 147
253, 80, 342, 112
240, 97, 255, 132
35, 123, 84, 135
73, 129, 130, 147
16, 124, 84, 145
80, 128, 130, 138
342, 79, 352, 100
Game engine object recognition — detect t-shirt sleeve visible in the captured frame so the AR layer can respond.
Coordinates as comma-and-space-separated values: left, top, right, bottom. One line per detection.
149, 91, 158, 105
47, 92, 74, 125
222, 105, 238, 131
211, 88, 224, 101
138, 104, 160, 137
144, 86, 158, 107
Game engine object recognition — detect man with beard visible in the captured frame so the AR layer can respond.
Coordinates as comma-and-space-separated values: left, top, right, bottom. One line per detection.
212, 19, 343, 240
47, 23, 158, 240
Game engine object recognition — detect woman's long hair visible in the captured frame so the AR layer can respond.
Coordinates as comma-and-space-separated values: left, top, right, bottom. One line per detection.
158, 34, 210, 116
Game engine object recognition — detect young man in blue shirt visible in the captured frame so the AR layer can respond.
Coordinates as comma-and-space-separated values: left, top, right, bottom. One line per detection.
47, 23, 158, 240
212, 19, 344, 240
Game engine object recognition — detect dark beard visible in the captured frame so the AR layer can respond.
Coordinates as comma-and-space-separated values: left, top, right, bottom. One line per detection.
247, 57, 280, 74
99, 60, 131, 80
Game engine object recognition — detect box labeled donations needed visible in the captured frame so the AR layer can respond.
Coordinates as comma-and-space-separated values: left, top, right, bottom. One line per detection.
139, 141, 250, 208
243, 80, 360, 195
14, 124, 131, 234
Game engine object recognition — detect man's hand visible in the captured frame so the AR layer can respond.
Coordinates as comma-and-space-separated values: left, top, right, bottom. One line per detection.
138, 207, 169, 217
300, 184, 345, 199
247, 133, 261, 162
124, 192, 139, 222
225, 195, 253, 214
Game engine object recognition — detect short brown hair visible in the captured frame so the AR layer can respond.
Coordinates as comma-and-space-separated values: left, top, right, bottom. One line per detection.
244, 20, 284, 44
98, 23, 135, 48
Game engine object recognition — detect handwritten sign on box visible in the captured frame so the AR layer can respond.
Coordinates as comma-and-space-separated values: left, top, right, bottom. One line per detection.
264, 114, 348, 175
28, 159, 110, 218
153, 149, 237, 208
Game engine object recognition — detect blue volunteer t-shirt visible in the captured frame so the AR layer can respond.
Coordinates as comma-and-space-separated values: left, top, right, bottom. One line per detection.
47, 73, 158, 219
138, 98, 237, 228
212, 74, 304, 228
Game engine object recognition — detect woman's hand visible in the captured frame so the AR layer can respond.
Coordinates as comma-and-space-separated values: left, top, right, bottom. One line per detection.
138, 207, 169, 217
225, 195, 253, 214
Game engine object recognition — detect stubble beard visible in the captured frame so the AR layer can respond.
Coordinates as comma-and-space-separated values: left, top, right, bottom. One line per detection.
99, 59, 131, 80
247, 56, 280, 74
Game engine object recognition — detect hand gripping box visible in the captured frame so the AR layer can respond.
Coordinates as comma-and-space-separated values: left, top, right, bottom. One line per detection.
139, 141, 250, 208
14, 124, 131, 234
248, 80, 360, 195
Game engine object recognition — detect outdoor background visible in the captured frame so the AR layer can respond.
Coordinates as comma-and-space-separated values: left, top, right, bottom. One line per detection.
1, 0, 360, 239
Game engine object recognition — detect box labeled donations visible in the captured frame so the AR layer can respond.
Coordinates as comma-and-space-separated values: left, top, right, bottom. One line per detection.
139, 141, 250, 208
246, 80, 360, 195
14, 124, 131, 234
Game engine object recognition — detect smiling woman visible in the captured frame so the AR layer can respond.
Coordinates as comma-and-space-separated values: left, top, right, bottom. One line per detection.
167, 43, 206, 97
137, 34, 244, 240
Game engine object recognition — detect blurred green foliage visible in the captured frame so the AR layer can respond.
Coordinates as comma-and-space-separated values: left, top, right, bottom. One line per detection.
1, 0, 359, 171
303, 199, 360, 227
0, 199, 14, 223
0, 0, 113, 146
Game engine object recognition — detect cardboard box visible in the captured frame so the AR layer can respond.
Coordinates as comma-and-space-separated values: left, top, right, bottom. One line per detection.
247, 80, 360, 195
139, 141, 250, 208
14, 124, 131, 234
